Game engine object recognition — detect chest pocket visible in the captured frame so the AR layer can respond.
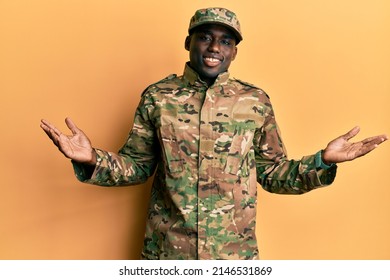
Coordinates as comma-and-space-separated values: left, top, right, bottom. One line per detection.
224, 123, 256, 177
159, 123, 184, 173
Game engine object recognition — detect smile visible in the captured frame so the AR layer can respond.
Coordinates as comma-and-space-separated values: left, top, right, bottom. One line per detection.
204, 57, 220, 62
203, 56, 223, 67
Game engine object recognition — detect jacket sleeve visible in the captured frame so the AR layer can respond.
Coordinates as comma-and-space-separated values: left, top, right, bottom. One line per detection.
72, 92, 159, 186
254, 102, 337, 194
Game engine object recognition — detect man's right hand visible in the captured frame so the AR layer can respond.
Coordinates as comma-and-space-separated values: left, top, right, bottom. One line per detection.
40, 117, 97, 165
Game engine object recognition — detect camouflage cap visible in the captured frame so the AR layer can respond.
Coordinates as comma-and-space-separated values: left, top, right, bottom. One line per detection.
188, 7, 243, 43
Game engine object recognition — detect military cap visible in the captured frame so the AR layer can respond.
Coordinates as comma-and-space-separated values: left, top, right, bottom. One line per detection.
188, 7, 243, 43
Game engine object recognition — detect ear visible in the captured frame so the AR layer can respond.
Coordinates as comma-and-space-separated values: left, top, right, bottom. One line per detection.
184, 36, 191, 51
232, 46, 238, 61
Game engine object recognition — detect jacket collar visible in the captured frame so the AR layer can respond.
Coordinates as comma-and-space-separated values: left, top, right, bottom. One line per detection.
183, 62, 230, 87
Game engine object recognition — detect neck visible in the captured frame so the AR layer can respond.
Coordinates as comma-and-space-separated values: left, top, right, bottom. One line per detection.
200, 76, 217, 87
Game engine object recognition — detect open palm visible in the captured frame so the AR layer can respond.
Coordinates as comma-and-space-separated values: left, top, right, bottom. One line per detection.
40, 118, 96, 164
322, 126, 388, 165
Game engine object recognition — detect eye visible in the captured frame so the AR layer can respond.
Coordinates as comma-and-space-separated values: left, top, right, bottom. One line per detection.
221, 39, 232, 46
198, 34, 212, 41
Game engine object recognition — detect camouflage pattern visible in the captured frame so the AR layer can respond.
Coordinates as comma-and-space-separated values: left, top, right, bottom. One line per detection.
188, 7, 243, 43
73, 64, 337, 260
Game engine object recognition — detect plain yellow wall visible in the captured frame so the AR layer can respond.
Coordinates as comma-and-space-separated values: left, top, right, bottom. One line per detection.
1, 0, 389, 259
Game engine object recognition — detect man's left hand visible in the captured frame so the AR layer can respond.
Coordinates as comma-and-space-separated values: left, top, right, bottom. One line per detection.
322, 126, 388, 165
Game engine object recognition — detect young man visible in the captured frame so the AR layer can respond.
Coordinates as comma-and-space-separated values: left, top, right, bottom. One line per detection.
40, 7, 387, 260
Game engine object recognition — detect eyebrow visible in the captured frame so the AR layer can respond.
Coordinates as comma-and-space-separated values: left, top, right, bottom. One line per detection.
196, 28, 235, 40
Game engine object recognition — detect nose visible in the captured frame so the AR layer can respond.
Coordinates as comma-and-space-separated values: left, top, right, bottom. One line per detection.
207, 39, 220, 53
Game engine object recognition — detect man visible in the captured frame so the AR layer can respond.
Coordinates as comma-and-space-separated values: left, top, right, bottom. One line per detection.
40, 7, 387, 260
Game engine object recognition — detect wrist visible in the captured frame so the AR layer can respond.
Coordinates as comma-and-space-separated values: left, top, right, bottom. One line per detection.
321, 149, 333, 166
85, 149, 97, 165
315, 150, 334, 170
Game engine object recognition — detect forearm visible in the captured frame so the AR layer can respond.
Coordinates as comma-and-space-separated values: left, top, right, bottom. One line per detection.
257, 152, 337, 194
72, 148, 157, 186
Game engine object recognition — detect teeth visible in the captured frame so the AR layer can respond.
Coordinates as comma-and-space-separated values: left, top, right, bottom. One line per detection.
205, 57, 219, 62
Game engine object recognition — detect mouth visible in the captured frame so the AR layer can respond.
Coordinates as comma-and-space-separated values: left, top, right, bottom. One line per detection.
203, 56, 224, 67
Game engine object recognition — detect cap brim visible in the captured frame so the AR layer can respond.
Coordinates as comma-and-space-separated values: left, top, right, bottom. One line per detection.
189, 21, 243, 43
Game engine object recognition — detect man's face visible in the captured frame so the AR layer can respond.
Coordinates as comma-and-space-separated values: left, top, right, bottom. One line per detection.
185, 24, 238, 85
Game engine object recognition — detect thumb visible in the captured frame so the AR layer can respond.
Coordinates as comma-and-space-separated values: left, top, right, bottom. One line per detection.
65, 117, 80, 135
342, 126, 360, 141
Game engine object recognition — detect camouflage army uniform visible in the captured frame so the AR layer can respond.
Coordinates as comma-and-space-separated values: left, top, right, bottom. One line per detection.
73, 63, 337, 260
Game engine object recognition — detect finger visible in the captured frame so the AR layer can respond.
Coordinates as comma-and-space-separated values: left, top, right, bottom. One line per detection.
40, 119, 52, 133
355, 141, 383, 158
354, 135, 388, 159
40, 119, 62, 137
341, 126, 360, 141
65, 117, 80, 135
361, 135, 389, 145
40, 124, 61, 146
40, 123, 55, 141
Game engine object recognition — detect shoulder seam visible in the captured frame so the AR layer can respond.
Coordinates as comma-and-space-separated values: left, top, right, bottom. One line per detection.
154, 74, 178, 84
141, 74, 178, 96
233, 78, 271, 99
233, 78, 260, 89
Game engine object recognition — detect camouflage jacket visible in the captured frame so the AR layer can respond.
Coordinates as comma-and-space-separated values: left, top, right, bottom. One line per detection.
73, 63, 337, 260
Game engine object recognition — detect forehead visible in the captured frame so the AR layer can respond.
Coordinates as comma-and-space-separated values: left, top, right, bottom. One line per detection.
192, 24, 236, 38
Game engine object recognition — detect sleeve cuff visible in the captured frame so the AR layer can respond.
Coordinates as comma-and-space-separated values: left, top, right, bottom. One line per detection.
315, 150, 335, 170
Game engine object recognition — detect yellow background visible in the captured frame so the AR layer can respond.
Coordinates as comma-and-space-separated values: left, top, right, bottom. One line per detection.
1, 0, 389, 259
